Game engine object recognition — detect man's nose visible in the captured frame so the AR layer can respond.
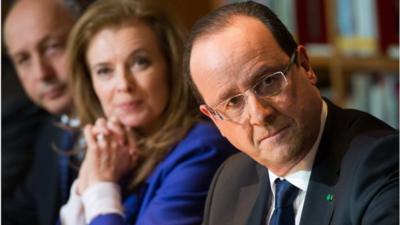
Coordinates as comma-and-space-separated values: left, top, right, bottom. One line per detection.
246, 94, 275, 125
32, 56, 54, 81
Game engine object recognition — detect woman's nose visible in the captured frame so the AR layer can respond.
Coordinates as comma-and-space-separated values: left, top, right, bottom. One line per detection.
116, 67, 135, 92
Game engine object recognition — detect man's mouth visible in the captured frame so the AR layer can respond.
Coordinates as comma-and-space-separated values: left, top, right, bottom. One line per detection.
258, 125, 290, 144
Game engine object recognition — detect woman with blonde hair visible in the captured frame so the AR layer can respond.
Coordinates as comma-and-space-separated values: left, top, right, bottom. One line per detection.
59, 0, 236, 224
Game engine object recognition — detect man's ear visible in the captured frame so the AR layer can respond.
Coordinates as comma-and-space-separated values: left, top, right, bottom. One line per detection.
200, 104, 218, 124
200, 104, 227, 138
297, 45, 317, 85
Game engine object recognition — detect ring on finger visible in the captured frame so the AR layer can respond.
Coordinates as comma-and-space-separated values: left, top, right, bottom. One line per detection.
96, 133, 106, 143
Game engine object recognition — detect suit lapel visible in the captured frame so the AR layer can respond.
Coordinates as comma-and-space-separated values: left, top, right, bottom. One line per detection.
299, 151, 336, 225
233, 163, 270, 225
300, 100, 348, 225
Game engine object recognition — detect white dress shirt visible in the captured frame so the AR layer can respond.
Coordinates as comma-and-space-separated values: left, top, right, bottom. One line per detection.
59, 180, 124, 225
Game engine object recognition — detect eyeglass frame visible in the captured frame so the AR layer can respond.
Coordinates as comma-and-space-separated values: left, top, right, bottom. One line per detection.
205, 51, 297, 122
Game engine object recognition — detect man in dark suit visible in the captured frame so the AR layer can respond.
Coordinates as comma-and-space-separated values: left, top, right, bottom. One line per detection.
183, 2, 398, 225
2, 0, 88, 224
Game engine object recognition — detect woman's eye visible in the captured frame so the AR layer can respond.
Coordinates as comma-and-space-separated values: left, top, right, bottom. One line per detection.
96, 67, 112, 77
48, 42, 62, 50
132, 56, 150, 71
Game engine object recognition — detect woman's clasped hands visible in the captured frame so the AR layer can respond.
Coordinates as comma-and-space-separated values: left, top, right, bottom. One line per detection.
78, 116, 138, 194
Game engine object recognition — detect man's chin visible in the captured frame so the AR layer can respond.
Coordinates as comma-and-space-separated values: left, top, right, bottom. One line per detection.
42, 99, 71, 115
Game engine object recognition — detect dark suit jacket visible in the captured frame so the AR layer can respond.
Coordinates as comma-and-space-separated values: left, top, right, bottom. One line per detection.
3, 115, 68, 225
203, 100, 399, 225
1, 95, 49, 197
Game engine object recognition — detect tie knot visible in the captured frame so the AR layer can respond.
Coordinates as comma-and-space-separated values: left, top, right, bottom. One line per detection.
274, 179, 299, 209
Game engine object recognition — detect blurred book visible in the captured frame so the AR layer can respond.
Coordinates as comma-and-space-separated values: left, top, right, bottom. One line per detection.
337, 0, 379, 57
296, 0, 328, 50
347, 73, 399, 128
376, 0, 399, 58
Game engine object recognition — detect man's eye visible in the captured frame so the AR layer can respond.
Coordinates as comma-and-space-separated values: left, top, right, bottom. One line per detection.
44, 41, 64, 55
254, 73, 284, 96
261, 75, 278, 86
226, 95, 244, 108
256, 74, 281, 91
14, 55, 30, 67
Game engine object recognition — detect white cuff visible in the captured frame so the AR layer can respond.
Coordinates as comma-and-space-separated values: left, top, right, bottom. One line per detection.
59, 180, 85, 225
81, 182, 124, 224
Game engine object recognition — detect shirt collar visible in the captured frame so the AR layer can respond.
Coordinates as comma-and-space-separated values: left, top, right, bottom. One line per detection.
60, 114, 81, 127
268, 100, 328, 191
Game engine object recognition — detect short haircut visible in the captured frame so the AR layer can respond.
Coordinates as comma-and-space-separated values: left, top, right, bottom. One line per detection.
183, 1, 298, 103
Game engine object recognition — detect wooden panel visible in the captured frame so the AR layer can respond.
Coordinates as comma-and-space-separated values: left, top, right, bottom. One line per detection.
157, 0, 212, 29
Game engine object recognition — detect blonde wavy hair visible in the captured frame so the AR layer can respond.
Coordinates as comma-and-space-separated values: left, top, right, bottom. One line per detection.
67, 0, 199, 190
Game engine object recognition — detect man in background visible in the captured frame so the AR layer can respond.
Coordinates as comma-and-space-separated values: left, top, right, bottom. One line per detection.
2, 0, 90, 224
184, 2, 398, 225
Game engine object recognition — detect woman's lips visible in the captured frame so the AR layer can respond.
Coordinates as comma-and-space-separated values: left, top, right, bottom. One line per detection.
116, 100, 143, 111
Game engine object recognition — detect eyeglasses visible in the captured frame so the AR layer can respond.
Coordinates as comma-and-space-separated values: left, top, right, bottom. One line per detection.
206, 52, 296, 123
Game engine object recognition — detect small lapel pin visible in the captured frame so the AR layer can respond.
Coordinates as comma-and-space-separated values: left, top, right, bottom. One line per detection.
325, 194, 333, 201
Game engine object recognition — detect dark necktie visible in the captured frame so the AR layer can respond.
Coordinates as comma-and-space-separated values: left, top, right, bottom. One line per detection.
270, 179, 299, 225
58, 130, 77, 204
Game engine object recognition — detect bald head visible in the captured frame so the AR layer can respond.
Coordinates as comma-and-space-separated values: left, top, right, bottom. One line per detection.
4, 0, 77, 55
4, 0, 77, 114
4, 0, 76, 41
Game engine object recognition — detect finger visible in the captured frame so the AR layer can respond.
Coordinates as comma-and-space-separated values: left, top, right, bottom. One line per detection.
84, 124, 98, 150
84, 125, 101, 163
92, 117, 110, 136
104, 139, 119, 166
93, 118, 112, 150
96, 133, 109, 151
107, 117, 126, 146
125, 126, 138, 155
95, 133, 106, 143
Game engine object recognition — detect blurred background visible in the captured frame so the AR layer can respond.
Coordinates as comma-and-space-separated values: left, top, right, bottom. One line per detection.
2, 0, 399, 128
